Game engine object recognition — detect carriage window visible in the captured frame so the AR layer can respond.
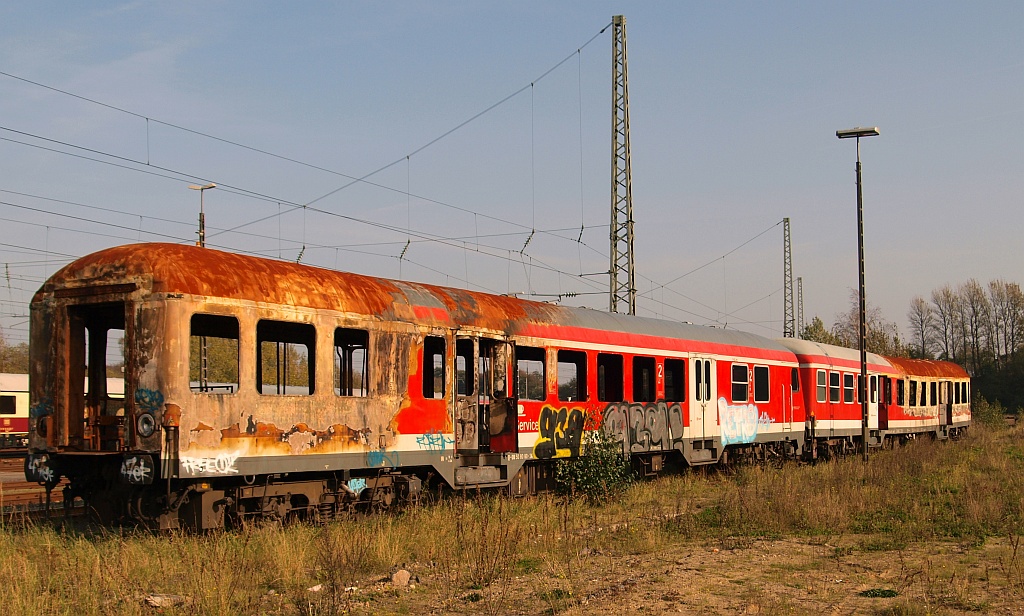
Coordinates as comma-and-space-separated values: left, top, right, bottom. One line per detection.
954, 383, 960, 404
870, 375, 877, 404
633, 356, 656, 402
753, 365, 769, 403
456, 338, 474, 396
516, 346, 545, 401
257, 320, 315, 396
190, 314, 239, 393
0, 396, 14, 415
909, 381, 917, 407
843, 373, 854, 403
791, 368, 800, 393
921, 382, 928, 406
816, 370, 826, 403
964, 382, 969, 404
897, 379, 905, 406
829, 372, 840, 403
422, 336, 445, 399
557, 350, 587, 402
334, 328, 368, 397
597, 353, 624, 402
664, 359, 685, 402
731, 363, 748, 403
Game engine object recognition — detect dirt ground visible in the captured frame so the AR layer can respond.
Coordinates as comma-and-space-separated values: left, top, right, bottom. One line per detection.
334, 535, 1024, 615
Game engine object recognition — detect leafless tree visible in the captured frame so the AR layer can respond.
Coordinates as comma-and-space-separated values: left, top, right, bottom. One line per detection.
907, 295, 934, 358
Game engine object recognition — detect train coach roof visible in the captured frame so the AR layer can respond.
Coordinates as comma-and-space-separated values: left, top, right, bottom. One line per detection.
774, 337, 893, 369
885, 356, 970, 379
36, 243, 792, 356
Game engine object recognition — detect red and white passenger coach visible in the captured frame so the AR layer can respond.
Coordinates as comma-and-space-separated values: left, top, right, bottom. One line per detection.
23, 243, 970, 529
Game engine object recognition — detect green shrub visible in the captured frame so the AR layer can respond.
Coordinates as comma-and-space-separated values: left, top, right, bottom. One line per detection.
555, 425, 632, 504
972, 395, 1007, 428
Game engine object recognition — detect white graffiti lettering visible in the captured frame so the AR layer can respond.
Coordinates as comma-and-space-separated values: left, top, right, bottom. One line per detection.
180, 452, 241, 475
28, 457, 54, 483
718, 397, 774, 446
120, 457, 152, 483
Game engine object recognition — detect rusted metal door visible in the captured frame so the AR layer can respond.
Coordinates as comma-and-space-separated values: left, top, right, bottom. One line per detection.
454, 336, 479, 453
454, 336, 516, 454
942, 381, 953, 427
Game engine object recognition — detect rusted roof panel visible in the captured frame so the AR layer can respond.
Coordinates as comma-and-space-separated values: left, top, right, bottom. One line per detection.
36, 243, 793, 354
885, 356, 970, 379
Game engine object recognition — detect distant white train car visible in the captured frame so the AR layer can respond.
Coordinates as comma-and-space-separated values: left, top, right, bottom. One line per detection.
0, 373, 29, 447
1, 373, 124, 449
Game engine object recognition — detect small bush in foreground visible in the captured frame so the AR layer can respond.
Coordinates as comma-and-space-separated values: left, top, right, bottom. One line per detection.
555, 425, 633, 504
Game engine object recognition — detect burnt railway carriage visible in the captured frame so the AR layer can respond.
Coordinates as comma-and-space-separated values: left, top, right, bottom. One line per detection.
884, 357, 971, 440
24, 243, 970, 529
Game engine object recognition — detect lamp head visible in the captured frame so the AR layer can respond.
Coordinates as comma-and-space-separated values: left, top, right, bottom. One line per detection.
836, 127, 880, 139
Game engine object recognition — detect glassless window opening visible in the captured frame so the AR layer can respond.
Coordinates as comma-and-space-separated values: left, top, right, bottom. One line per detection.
456, 338, 474, 396
422, 336, 446, 399
897, 379, 905, 406
190, 314, 239, 393
597, 353, 624, 402
557, 350, 587, 402
334, 328, 368, 397
516, 346, 545, 401
257, 320, 315, 396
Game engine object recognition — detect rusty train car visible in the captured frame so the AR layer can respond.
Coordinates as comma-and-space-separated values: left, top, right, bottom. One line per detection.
24, 243, 970, 529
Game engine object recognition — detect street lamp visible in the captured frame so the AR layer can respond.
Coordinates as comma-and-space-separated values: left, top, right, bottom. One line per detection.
188, 183, 216, 247
836, 126, 879, 462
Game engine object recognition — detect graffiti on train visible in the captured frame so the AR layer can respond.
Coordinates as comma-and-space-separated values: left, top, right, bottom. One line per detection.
717, 397, 773, 445
532, 406, 585, 459
603, 401, 684, 453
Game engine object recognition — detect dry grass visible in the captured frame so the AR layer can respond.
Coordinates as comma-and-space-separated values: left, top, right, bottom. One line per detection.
1, 422, 1023, 614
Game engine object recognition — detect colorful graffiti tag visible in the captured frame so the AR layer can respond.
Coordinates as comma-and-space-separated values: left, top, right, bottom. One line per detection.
532, 406, 585, 459
603, 401, 684, 453
717, 397, 773, 445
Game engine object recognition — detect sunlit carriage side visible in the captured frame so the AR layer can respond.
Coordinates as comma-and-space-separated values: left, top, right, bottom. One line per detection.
23, 242, 971, 529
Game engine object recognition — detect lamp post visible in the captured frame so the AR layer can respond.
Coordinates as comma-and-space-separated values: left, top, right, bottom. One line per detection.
836, 126, 879, 462
188, 183, 216, 247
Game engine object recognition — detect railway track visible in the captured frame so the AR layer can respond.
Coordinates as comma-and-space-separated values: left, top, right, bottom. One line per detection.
0, 457, 82, 518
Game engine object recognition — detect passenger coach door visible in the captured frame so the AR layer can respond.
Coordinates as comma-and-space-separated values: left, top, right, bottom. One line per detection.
868, 375, 879, 430
878, 376, 890, 430
690, 358, 718, 441
455, 336, 516, 454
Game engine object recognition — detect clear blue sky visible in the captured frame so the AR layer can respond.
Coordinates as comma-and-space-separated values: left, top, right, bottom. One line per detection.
1, 2, 1021, 347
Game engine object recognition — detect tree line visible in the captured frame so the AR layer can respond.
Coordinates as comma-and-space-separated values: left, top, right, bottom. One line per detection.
802, 279, 1023, 413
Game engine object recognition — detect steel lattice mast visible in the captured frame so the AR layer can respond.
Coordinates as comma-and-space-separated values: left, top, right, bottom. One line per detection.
796, 276, 805, 338
609, 14, 635, 315
783, 217, 795, 337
